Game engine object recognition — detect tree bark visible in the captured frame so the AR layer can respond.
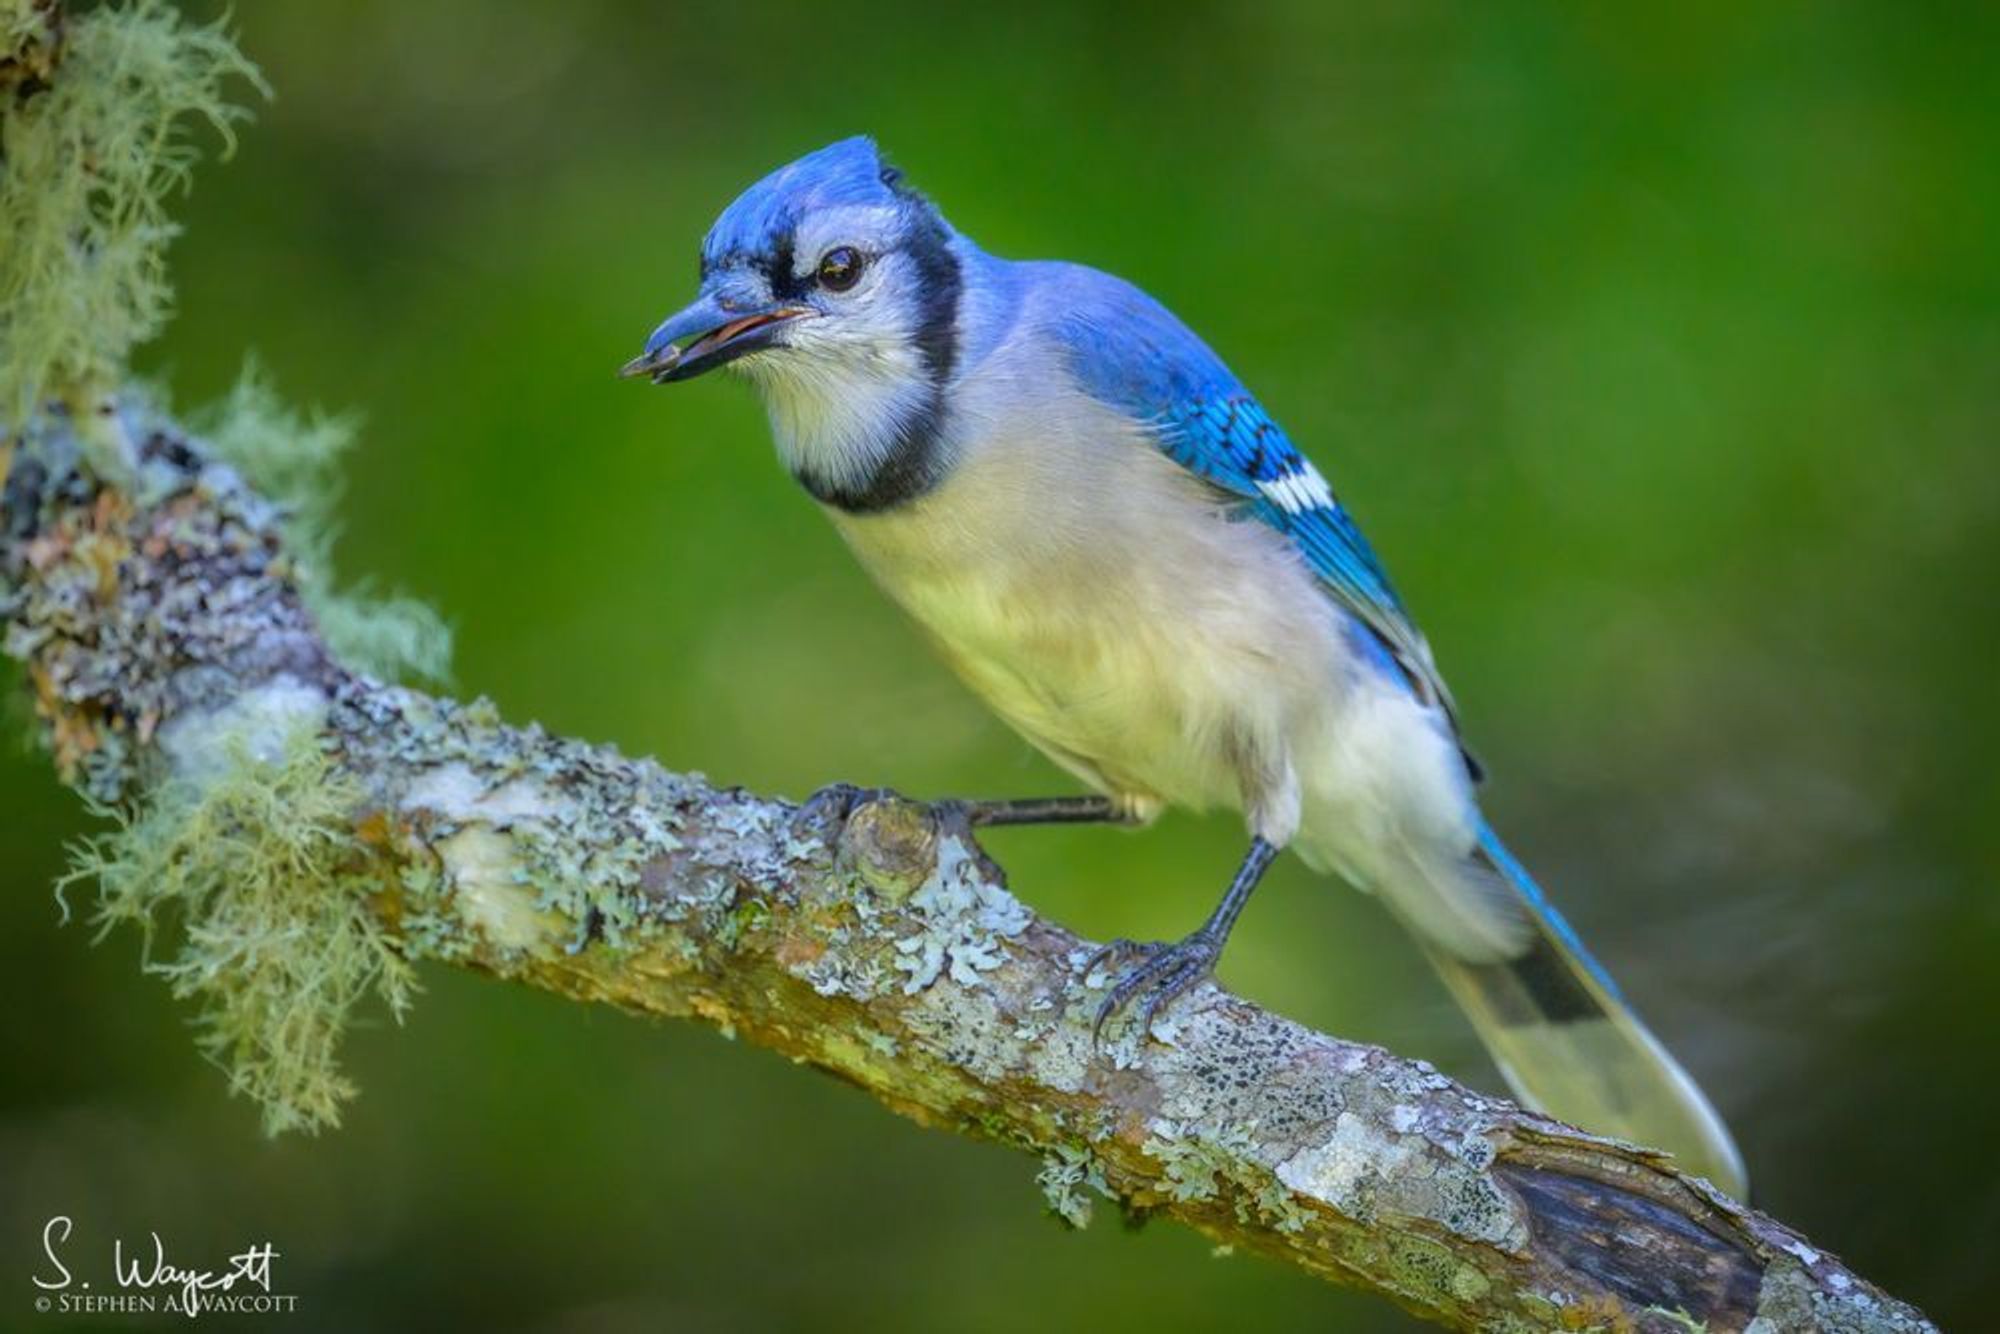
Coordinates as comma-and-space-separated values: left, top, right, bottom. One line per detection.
0, 411, 1936, 1334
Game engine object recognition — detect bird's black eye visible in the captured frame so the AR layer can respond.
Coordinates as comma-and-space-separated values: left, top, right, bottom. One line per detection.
817, 246, 864, 292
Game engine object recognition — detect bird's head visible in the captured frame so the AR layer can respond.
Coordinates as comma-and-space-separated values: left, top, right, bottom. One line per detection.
623, 138, 963, 477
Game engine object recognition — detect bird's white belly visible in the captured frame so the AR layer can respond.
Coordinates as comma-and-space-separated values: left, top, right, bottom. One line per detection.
827, 423, 1343, 820
874, 543, 1259, 810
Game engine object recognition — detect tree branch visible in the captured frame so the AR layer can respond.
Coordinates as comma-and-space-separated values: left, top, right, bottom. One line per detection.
0, 410, 1934, 1333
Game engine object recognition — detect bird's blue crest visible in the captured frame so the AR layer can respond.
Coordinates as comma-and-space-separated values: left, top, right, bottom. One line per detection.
702, 136, 906, 271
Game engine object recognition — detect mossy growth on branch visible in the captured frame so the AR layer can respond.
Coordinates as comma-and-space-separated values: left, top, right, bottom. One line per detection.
0, 0, 266, 432
1, 2, 448, 1131
2, 0, 448, 682
59, 719, 415, 1135
197, 363, 453, 684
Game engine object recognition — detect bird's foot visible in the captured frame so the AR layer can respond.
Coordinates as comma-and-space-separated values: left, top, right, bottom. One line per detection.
796, 781, 895, 836
796, 785, 1004, 881
796, 785, 979, 842
1084, 930, 1223, 1042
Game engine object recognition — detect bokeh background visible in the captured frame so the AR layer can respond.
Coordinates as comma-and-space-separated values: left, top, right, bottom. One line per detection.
6, 2, 1997, 1329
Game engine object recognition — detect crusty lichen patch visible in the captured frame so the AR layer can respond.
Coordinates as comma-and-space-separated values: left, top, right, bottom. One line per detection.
1, 407, 450, 824
195, 364, 451, 684
1278, 1110, 1525, 1251
59, 712, 413, 1134
357, 692, 724, 966
1143, 1120, 1316, 1234
1746, 1257, 1935, 1334
432, 825, 563, 953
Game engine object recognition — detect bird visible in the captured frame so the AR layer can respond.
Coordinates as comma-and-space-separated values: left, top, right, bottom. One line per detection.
621, 136, 1747, 1198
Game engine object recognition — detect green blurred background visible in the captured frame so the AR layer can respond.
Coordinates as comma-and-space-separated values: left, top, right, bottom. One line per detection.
6, 2, 1997, 1329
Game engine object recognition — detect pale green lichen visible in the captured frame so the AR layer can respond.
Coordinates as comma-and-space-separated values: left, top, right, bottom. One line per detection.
0, 0, 267, 432
1144, 1127, 1228, 1203
1037, 1143, 1111, 1229
505, 774, 696, 955
367, 699, 712, 968
1378, 1232, 1500, 1320
892, 833, 1030, 993
1142, 1121, 1316, 1234
195, 364, 452, 684
1745, 1258, 1934, 1334
1248, 1172, 1315, 1235
714, 893, 770, 952
395, 858, 472, 961
57, 718, 413, 1135
1276, 1109, 1524, 1250
2, 1, 53, 52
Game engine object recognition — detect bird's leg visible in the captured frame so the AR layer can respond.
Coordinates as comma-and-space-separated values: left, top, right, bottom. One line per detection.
1086, 837, 1280, 1040
800, 784, 1139, 831
942, 795, 1139, 828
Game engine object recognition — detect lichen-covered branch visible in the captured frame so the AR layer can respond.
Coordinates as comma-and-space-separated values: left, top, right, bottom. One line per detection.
1, 408, 1936, 1334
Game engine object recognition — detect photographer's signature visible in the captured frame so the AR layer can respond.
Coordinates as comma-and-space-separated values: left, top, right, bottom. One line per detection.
32, 1215, 298, 1318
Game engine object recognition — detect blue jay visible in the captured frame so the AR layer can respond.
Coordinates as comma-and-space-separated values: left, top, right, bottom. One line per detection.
623, 137, 1746, 1197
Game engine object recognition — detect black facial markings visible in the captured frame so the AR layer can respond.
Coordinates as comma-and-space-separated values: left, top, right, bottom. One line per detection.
899, 192, 962, 385
760, 233, 810, 302
796, 395, 946, 513
795, 190, 964, 516
795, 393, 946, 513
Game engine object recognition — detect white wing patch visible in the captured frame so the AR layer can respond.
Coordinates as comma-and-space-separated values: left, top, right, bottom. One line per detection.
1255, 461, 1335, 514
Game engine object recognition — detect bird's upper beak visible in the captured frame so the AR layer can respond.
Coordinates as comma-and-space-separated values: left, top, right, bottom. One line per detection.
619, 292, 811, 383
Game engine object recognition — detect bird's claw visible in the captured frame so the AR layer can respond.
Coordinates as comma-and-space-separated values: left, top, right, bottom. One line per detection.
796, 782, 895, 838
1084, 931, 1222, 1043
927, 797, 974, 836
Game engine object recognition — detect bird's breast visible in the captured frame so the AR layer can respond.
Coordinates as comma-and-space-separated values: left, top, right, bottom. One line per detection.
826, 409, 1344, 812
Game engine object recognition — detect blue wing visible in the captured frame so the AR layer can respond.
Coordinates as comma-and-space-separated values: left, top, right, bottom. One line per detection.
1044, 263, 1474, 767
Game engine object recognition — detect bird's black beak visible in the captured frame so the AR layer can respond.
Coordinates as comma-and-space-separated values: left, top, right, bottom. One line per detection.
619, 293, 810, 383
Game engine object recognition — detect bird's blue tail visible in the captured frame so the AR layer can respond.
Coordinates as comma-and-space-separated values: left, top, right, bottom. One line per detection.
1418, 823, 1748, 1198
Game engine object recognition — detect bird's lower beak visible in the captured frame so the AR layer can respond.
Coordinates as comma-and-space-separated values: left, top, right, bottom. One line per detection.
619, 294, 810, 383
